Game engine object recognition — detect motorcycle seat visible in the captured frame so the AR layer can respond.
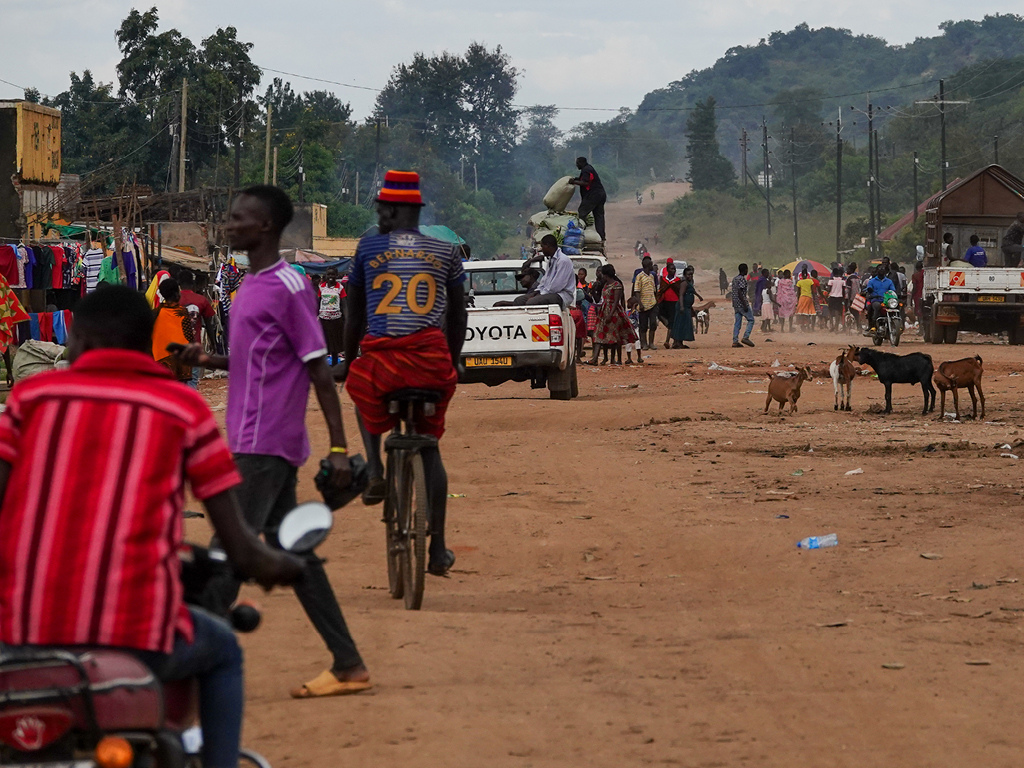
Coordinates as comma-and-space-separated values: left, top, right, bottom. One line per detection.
0, 648, 163, 732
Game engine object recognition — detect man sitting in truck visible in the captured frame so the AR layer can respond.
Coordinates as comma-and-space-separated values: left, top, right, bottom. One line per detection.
964, 235, 988, 267
1001, 212, 1024, 267
340, 170, 468, 577
515, 235, 575, 308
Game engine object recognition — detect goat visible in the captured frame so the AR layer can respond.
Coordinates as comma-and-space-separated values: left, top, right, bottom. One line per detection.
829, 346, 858, 411
765, 367, 812, 415
693, 301, 715, 334
934, 355, 984, 421
856, 348, 935, 415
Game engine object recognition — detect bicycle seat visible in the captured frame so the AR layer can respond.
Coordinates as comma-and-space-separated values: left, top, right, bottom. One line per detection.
386, 388, 444, 404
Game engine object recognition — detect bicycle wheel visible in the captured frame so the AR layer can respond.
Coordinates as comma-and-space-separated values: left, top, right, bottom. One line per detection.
399, 451, 428, 610
383, 450, 404, 599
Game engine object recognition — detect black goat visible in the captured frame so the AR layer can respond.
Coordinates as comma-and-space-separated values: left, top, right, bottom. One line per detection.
856, 348, 935, 415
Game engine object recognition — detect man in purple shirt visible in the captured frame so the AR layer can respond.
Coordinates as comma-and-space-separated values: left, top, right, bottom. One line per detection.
176, 185, 370, 698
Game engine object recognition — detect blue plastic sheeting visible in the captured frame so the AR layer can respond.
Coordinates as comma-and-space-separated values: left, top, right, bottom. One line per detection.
297, 258, 352, 276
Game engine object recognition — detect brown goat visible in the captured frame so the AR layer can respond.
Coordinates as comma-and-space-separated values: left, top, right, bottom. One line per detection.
765, 367, 812, 415
829, 346, 858, 411
934, 355, 984, 420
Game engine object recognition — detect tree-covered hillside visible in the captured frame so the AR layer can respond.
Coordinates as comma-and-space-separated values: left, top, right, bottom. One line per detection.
633, 15, 1024, 164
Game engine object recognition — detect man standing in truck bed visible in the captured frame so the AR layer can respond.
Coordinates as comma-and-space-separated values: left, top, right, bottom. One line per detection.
1001, 211, 1024, 267
568, 157, 607, 244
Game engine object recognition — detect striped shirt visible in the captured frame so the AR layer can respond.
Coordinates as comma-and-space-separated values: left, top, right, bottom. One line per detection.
350, 229, 465, 337
83, 249, 104, 293
0, 350, 241, 653
226, 260, 326, 466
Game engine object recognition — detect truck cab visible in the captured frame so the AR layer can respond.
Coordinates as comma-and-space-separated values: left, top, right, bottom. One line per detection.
922, 165, 1024, 345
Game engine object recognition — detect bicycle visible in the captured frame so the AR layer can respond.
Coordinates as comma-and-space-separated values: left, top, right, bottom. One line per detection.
381, 388, 442, 610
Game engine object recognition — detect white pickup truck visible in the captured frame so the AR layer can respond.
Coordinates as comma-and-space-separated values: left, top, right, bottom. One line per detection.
923, 265, 1024, 344
461, 260, 579, 399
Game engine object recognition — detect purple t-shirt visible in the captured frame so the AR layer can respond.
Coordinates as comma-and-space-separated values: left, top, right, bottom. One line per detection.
226, 260, 327, 466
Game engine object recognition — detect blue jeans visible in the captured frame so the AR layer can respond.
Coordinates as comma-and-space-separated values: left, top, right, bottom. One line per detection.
186, 366, 201, 390
733, 307, 754, 341
139, 608, 243, 768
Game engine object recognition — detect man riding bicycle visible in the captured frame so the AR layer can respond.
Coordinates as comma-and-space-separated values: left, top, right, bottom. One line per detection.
862, 265, 896, 332
338, 171, 468, 576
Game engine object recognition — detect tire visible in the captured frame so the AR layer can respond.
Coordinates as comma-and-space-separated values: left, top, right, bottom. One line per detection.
873, 335, 882, 346
399, 452, 428, 611
891, 329, 901, 347
569, 361, 579, 399
1009, 324, 1023, 345
239, 750, 273, 768
383, 451, 403, 600
943, 324, 958, 344
548, 361, 573, 400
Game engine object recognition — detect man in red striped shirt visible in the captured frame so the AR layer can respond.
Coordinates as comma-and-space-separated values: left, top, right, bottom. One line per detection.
0, 286, 301, 768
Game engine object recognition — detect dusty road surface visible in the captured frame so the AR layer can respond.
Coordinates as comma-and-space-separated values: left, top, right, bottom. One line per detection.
191, 299, 1024, 768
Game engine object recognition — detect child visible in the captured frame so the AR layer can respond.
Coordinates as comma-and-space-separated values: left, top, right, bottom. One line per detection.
625, 296, 643, 365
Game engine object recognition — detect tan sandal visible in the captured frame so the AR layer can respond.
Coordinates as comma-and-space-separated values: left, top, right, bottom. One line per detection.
290, 670, 372, 699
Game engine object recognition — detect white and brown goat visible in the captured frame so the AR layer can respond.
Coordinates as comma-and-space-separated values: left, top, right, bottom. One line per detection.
829, 346, 858, 412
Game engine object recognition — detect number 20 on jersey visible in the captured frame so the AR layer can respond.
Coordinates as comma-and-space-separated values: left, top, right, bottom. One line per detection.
372, 272, 438, 315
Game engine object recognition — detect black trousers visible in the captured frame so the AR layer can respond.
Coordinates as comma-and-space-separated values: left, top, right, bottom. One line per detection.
578, 191, 607, 241
209, 454, 364, 671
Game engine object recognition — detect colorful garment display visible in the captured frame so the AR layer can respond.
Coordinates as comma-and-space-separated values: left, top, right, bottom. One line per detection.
0, 275, 29, 353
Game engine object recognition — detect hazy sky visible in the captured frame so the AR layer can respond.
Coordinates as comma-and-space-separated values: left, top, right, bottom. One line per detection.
0, 1, 1020, 128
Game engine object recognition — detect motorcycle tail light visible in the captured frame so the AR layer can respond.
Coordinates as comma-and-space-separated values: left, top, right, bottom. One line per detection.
95, 736, 134, 768
0, 707, 72, 751
549, 313, 564, 346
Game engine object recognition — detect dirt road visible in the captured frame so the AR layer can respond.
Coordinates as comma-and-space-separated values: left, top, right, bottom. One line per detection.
191, 296, 1024, 767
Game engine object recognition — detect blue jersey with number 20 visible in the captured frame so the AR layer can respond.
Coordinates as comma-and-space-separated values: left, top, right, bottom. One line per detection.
350, 229, 466, 338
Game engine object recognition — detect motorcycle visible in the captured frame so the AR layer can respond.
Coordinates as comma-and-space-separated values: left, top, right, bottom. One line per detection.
869, 291, 904, 348
0, 502, 334, 768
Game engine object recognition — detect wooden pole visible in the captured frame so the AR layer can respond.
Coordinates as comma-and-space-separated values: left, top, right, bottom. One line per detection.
263, 103, 272, 184
272, 146, 278, 186
178, 79, 188, 193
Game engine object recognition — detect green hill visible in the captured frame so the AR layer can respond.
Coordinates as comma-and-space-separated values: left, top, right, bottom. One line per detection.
632, 15, 1024, 163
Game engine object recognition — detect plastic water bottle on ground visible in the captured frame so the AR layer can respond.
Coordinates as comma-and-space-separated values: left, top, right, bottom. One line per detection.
797, 533, 838, 549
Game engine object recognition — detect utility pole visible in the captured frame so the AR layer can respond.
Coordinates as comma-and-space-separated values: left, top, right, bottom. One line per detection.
939, 79, 947, 190
912, 152, 919, 225
740, 130, 748, 187
355, 171, 360, 205
233, 107, 243, 189
298, 146, 305, 203
867, 103, 876, 259
994, 135, 1000, 164
915, 83, 967, 190
873, 129, 882, 233
272, 146, 278, 186
375, 117, 381, 170
178, 78, 187, 193
835, 110, 843, 258
474, 163, 478, 194
762, 117, 771, 238
263, 103, 272, 184
791, 127, 799, 256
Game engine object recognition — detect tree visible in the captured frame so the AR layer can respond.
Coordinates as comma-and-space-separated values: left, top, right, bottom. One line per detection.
685, 97, 736, 191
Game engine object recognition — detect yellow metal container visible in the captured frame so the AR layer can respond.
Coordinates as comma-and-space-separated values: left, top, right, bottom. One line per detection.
14, 102, 61, 184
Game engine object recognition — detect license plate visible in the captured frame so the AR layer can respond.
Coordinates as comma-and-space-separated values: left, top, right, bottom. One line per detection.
465, 356, 513, 367
978, 295, 1005, 302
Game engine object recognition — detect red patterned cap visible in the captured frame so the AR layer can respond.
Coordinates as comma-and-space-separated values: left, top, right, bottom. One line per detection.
377, 170, 424, 205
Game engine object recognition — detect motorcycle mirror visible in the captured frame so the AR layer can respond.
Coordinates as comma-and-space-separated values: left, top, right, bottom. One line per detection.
277, 502, 333, 553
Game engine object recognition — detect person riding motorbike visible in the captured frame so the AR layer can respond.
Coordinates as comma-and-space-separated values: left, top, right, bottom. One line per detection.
0, 286, 304, 768
862, 265, 896, 332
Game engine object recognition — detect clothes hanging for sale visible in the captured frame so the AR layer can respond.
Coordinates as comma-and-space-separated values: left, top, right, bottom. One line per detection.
15, 310, 73, 345
0, 245, 19, 287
